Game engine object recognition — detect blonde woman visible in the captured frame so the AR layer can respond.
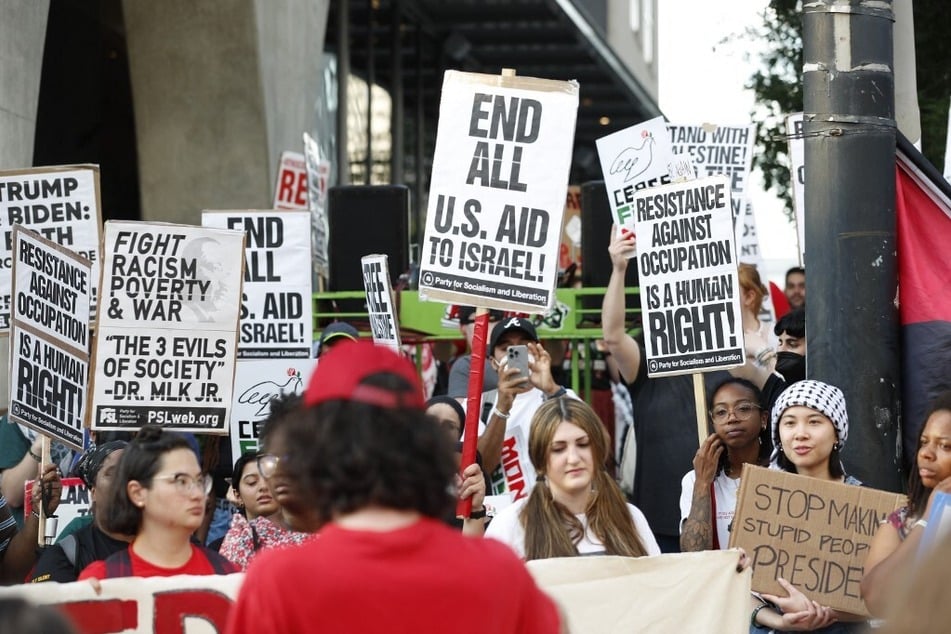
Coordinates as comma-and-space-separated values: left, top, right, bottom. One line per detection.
486, 398, 659, 560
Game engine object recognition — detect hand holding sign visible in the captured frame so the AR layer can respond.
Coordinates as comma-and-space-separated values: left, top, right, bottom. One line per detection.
608, 225, 637, 267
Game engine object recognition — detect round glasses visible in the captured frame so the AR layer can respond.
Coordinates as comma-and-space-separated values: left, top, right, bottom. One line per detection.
709, 402, 761, 424
152, 473, 213, 496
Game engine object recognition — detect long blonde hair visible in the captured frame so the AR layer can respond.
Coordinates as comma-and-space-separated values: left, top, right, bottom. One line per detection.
520, 398, 648, 561
738, 263, 768, 317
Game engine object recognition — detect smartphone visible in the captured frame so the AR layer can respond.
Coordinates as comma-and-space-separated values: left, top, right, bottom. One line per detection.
506, 345, 530, 380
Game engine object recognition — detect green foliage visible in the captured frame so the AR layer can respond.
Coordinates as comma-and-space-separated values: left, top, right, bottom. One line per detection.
746, 0, 951, 223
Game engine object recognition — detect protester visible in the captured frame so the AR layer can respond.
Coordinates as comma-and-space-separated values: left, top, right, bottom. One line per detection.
256, 393, 322, 534
679, 377, 770, 552
601, 225, 731, 552
0, 462, 62, 584
446, 306, 504, 397
227, 340, 560, 634
0, 421, 73, 526
475, 317, 575, 481
861, 391, 951, 617
784, 266, 806, 310
425, 396, 489, 536
219, 452, 309, 571
739, 263, 778, 371
78, 426, 237, 579
313, 321, 359, 358
487, 397, 659, 560
750, 380, 865, 631
29, 441, 131, 583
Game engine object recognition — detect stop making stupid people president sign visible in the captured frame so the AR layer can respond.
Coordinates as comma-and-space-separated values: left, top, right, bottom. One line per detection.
418, 70, 579, 313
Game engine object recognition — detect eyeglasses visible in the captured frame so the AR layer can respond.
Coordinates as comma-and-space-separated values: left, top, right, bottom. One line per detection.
257, 454, 287, 479
152, 473, 213, 496
709, 402, 762, 424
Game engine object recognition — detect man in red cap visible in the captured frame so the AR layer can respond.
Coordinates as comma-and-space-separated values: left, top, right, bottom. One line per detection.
227, 340, 560, 634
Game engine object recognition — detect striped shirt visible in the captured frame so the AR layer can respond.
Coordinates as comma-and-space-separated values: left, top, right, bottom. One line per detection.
0, 494, 17, 554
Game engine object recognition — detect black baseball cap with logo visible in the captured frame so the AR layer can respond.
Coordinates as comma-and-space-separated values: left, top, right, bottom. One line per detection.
488, 317, 539, 353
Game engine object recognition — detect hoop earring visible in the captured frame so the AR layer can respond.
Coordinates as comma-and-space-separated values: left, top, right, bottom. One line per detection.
833, 442, 841, 452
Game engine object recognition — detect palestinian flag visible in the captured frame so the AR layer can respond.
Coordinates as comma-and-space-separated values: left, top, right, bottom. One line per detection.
896, 135, 951, 469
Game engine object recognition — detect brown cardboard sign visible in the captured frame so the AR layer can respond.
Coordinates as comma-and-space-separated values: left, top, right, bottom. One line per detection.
729, 465, 905, 616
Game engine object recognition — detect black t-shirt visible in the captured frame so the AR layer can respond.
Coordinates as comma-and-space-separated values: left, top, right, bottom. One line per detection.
29, 523, 128, 583
626, 344, 729, 537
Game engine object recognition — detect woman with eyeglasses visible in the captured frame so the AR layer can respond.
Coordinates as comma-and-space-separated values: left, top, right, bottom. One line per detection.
219, 451, 309, 570
78, 426, 237, 579
680, 377, 771, 553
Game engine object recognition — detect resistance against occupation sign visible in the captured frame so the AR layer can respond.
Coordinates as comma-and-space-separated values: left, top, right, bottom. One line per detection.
203, 211, 313, 359
730, 465, 905, 616
9, 228, 92, 449
596, 116, 677, 226
668, 123, 754, 219
0, 165, 102, 330
90, 221, 245, 433
230, 358, 315, 459
632, 176, 744, 377
418, 70, 578, 312
361, 254, 401, 351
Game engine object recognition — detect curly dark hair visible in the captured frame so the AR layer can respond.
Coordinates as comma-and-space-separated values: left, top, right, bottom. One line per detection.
104, 425, 195, 536
907, 391, 951, 517
283, 372, 457, 524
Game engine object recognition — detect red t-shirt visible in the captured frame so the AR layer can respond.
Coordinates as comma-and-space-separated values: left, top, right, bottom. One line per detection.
79, 543, 237, 579
226, 517, 560, 634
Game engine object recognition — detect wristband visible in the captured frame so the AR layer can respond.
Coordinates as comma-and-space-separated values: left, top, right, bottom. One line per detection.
750, 602, 771, 630
544, 387, 567, 401
28, 449, 42, 462
491, 407, 511, 420
469, 507, 487, 520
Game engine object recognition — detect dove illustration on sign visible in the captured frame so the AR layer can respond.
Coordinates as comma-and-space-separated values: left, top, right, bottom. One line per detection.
609, 131, 656, 183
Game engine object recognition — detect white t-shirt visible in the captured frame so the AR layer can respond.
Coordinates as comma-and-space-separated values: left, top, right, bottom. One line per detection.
486, 497, 661, 559
678, 469, 741, 549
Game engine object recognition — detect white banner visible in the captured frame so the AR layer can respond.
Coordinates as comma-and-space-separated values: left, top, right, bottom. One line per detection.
668, 123, 755, 219
9, 227, 92, 448
361, 254, 401, 351
0, 573, 244, 634
786, 112, 806, 264
90, 221, 245, 434
417, 70, 579, 312
303, 132, 330, 277
272, 151, 309, 210
229, 358, 315, 459
632, 176, 744, 377
595, 116, 676, 227
0, 165, 102, 330
202, 211, 313, 359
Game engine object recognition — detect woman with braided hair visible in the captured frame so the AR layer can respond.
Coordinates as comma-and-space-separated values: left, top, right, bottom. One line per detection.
486, 397, 659, 560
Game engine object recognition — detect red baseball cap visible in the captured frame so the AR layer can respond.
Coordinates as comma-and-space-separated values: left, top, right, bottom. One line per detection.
304, 339, 424, 409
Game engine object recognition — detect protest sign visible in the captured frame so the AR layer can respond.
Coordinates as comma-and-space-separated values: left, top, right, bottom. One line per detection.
9, 227, 92, 449
787, 112, 806, 263
729, 465, 905, 616
25, 477, 90, 544
273, 151, 309, 210
737, 202, 776, 334
203, 211, 313, 358
528, 552, 750, 633
229, 358, 314, 459
631, 175, 744, 377
303, 131, 330, 277
90, 222, 245, 433
361, 254, 401, 351
668, 123, 755, 219
417, 70, 578, 313
0, 165, 102, 330
0, 573, 243, 634
595, 116, 677, 228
